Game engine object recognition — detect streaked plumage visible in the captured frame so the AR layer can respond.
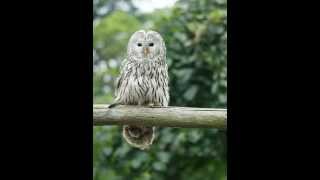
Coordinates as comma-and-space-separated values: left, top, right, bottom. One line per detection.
113, 30, 169, 150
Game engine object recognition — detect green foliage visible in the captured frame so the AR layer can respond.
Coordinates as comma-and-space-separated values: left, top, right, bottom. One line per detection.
93, 0, 137, 19
93, 0, 227, 179
94, 11, 142, 60
155, 0, 227, 108
93, 11, 141, 103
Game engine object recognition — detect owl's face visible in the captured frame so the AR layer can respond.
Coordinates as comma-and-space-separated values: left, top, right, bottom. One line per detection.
127, 30, 166, 61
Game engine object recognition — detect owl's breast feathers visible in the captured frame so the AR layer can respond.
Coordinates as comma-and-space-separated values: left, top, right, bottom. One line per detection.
115, 59, 169, 106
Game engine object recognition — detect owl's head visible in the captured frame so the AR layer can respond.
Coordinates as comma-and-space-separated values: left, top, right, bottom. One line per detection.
127, 30, 166, 61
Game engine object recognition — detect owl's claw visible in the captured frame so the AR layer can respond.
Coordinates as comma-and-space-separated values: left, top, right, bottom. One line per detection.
108, 103, 121, 108
147, 104, 162, 108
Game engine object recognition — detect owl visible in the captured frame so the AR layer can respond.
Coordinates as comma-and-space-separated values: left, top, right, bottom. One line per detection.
110, 30, 170, 150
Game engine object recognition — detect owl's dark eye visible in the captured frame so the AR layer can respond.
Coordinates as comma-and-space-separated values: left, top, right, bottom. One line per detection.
149, 43, 154, 47
137, 43, 142, 47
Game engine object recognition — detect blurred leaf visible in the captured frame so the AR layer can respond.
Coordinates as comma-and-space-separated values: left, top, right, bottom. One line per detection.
153, 162, 166, 171
183, 85, 198, 101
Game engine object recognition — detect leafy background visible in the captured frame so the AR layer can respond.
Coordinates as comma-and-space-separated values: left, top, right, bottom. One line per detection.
93, 0, 227, 179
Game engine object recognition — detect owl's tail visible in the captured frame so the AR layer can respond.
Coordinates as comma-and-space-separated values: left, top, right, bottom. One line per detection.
122, 125, 155, 150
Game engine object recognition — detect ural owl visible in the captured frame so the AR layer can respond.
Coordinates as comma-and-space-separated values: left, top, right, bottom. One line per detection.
110, 30, 169, 150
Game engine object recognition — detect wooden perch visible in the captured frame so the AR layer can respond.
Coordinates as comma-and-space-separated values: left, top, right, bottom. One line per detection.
93, 104, 227, 129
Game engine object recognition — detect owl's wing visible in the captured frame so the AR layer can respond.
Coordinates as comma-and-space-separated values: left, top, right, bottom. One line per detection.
114, 58, 129, 98
119, 58, 128, 70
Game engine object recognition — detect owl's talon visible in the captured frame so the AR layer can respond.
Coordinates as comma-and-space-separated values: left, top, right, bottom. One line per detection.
148, 105, 162, 108
108, 103, 121, 108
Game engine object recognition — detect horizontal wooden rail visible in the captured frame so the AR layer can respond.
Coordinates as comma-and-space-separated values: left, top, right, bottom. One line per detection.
93, 104, 227, 129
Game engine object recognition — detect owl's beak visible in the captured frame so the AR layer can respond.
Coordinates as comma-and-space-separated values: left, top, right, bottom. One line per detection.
143, 47, 149, 56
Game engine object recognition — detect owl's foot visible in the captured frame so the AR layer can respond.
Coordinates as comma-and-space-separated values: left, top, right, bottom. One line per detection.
108, 102, 121, 108
147, 104, 162, 108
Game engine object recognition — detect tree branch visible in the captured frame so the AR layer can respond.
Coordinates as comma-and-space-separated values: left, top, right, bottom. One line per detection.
93, 104, 227, 129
